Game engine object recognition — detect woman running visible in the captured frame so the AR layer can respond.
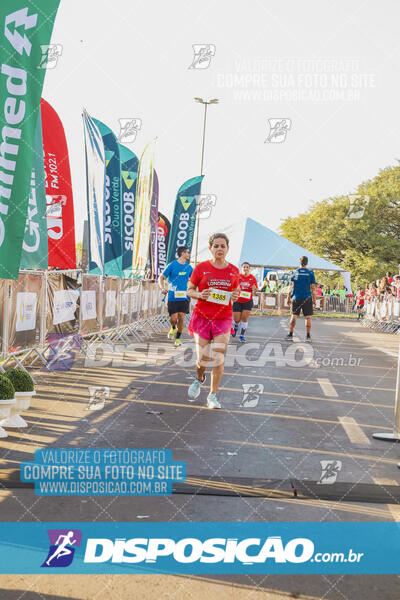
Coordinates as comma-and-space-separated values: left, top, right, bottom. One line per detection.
232, 262, 258, 342
186, 233, 240, 409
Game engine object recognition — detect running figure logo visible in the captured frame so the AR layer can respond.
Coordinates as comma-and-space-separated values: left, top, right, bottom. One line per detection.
87, 386, 110, 410
265, 118, 292, 143
42, 529, 82, 568
37, 44, 63, 69
317, 460, 342, 484
118, 118, 142, 143
195, 194, 217, 219
346, 194, 369, 219
188, 44, 216, 69
241, 383, 264, 408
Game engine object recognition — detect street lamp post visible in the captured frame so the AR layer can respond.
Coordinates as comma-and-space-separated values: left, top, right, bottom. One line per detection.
193, 97, 219, 264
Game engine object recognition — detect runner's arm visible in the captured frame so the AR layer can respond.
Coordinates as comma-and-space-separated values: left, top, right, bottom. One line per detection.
287, 282, 293, 302
158, 274, 168, 294
187, 281, 210, 300
231, 286, 241, 302
311, 283, 317, 305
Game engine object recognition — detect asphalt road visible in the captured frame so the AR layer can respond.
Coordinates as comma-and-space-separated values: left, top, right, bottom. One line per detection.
0, 316, 399, 599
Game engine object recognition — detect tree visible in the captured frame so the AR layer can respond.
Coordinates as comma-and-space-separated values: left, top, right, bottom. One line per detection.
280, 165, 400, 285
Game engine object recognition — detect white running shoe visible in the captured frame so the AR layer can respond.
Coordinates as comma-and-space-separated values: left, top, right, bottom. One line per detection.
207, 393, 221, 409
188, 375, 206, 401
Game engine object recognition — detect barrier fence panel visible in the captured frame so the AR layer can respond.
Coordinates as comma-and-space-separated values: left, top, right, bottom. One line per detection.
118, 279, 141, 343
7, 271, 45, 355
362, 299, 400, 334
139, 280, 151, 323
0, 270, 174, 372
102, 277, 120, 331
262, 293, 278, 311
129, 280, 142, 323
119, 279, 133, 327
80, 274, 102, 334
46, 271, 80, 343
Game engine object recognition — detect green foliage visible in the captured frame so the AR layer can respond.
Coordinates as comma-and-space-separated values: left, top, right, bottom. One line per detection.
280, 165, 400, 285
0, 375, 15, 400
4, 368, 34, 392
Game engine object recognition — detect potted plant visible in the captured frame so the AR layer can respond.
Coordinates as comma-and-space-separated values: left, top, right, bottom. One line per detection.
0, 375, 16, 437
1, 368, 35, 429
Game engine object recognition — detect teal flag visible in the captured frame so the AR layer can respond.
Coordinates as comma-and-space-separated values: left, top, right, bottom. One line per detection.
166, 175, 204, 263
0, 0, 60, 278
93, 119, 122, 277
20, 111, 48, 269
119, 144, 138, 276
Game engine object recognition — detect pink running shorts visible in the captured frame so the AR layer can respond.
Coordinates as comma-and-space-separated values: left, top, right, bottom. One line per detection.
188, 312, 232, 340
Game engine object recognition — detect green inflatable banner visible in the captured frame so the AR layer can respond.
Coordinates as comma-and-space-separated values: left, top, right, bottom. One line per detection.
20, 111, 48, 270
0, 0, 60, 278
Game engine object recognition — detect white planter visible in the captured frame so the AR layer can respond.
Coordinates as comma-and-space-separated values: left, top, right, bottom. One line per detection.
0, 398, 17, 437
14, 390, 36, 412
1, 391, 35, 429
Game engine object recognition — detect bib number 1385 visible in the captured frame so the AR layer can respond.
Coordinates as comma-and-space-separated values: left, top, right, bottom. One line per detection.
208, 288, 231, 305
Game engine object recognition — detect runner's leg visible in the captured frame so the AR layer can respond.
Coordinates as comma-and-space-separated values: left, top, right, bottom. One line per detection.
289, 314, 297, 333
240, 309, 251, 331
210, 332, 230, 394
306, 316, 312, 335
194, 333, 211, 382
176, 312, 185, 336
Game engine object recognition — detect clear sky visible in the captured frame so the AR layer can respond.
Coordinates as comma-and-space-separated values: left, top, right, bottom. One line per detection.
43, 0, 400, 265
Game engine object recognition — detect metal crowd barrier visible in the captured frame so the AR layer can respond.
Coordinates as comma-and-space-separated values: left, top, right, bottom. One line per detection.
251, 293, 354, 315
361, 299, 400, 334
0, 270, 170, 373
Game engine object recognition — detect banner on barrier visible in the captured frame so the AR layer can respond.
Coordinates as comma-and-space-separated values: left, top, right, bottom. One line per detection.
20, 111, 48, 270
132, 140, 155, 277
46, 274, 79, 339
53, 289, 79, 325
82, 109, 106, 274
0, 0, 60, 278
94, 119, 122, 276
121, 292, 129, 316
16, 292, 37, 332
8, 272, 44, 353
41, 98, 76, 269
119, 144, 139, 276
81, 290, 97, 321
105, 290, 116, 318
167, 175, 203, 263
80, 274, 101, 334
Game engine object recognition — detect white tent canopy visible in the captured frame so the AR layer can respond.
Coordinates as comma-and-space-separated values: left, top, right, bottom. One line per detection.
239, 218, 343, 271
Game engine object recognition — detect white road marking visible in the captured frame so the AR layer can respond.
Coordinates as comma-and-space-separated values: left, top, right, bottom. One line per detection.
373, 478, 400, 522
365, 346, 397, 358
338, 416, 371, 445
317, 378, 338, 397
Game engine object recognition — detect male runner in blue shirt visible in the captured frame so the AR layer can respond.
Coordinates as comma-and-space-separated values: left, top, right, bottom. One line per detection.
158, 246, 193, 347
286, 256, 316, 342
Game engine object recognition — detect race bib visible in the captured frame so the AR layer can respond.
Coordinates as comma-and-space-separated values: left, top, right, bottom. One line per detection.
208, 288, 231, 305
174, 290, 187, 299
239, 290, 251, 300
